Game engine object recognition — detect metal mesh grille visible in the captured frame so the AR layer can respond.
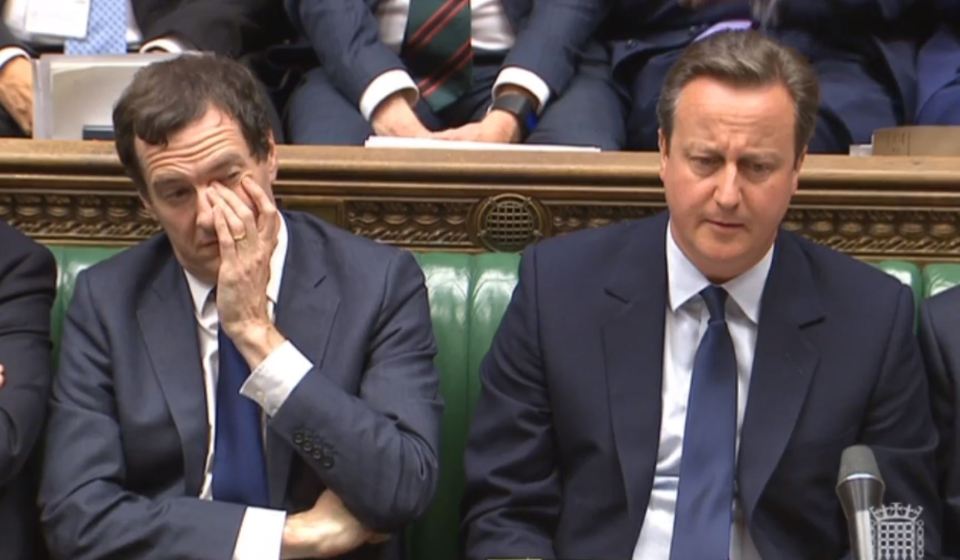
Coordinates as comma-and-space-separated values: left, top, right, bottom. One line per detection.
476, 195, 545, 252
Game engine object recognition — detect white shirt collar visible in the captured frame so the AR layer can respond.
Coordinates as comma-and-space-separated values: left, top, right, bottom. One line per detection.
184, 213, 289, 314
665, 221, 773, 324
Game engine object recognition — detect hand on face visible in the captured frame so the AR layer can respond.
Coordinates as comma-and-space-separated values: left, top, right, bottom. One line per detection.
281, 490, 389, 559
208, 176, 283, 364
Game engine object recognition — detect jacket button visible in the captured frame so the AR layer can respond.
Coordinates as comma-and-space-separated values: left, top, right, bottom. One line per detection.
322, 458, 335, 469
293, 432, 305, 445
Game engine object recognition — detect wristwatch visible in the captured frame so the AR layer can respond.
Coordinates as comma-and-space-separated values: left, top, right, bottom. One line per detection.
490, 93, 539, 139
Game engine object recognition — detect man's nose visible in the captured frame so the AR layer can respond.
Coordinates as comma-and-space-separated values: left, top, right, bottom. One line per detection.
195, 185, 216, 231
714, 164, 741, 209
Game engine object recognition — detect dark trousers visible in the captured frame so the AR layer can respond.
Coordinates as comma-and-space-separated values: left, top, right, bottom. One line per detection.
284, 49, 627, 149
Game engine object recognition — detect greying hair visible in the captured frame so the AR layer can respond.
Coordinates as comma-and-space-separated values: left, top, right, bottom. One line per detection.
656, 30, 819, 162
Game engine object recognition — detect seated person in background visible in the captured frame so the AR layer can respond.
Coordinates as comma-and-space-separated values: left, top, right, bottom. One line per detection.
0, 0, 290, 138
282, 0, 624, 149
918, 286, 960, 557
462, 31, 941, 560
39, 54, 442, 559
915, 0, 960, 125
0, 220, 56, 560
611, 0, 929, 153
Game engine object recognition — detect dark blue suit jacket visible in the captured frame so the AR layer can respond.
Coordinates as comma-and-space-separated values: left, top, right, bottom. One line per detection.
284, 0, 609, 106
40, 212, 442, 559
919, 285, 960, 557
0, 221, 55, 560
916, 0, 960, 121
608, 0, 925, 129
462, 213, 941, 559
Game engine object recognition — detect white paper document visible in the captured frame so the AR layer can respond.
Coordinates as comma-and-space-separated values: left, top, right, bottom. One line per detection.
25, 0, 90, 39
364, 136, 601, 152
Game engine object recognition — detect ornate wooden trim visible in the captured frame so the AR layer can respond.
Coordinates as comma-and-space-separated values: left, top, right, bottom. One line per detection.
1, 139, 959, 260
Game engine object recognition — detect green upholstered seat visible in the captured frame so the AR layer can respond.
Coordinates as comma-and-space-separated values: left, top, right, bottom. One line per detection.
874, 260, 922, 306
41, 246, 931, 560
922, 263, 960, 299
412, 252, 519, 560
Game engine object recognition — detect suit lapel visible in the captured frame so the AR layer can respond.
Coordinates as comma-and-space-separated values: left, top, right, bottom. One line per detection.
137, 250, 209, 496
267, 215, 339, 508
602, 215, 669, 534
737, 233, 824, 522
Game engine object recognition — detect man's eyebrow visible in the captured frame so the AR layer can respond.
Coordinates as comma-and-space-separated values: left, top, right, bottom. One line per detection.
207, 153, 245, 176
683, 144, 721, 156
151, 173, 189, 192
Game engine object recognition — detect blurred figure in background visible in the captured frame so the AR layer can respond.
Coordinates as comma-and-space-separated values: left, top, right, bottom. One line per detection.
611, 0, 929, 153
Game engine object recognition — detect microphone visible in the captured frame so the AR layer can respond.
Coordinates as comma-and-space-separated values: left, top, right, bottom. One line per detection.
836, 445, 885, 560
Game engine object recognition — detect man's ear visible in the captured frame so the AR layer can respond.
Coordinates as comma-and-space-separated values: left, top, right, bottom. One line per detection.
791, 147, 807, 195
139, 190, 156, 219
658, 128, 670, 178
266, 132, 278, 183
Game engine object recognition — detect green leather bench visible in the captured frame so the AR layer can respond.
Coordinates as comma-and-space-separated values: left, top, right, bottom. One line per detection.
43, 244, 958, 560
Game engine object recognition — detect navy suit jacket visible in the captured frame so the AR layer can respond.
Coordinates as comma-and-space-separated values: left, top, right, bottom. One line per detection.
462, 213, 941, 559
0, 221, 56, 560
917, 0, 960, 119
283, 0, 609, 107
40, 211, 442, 559
918, 285, 960, 557
607, 0, 925, 123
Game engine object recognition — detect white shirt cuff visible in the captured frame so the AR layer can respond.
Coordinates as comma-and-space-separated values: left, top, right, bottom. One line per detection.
0, 47, 30, 73
232, 507, 286, 560
359, 70, 418, 121
493, 67, 551, 113
139, 37, 186, 54
240, 340, 313, 417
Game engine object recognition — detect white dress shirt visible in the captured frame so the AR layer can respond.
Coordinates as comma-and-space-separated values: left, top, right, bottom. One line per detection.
0, 0, 184, 71
359, 0, 550, 121
184, 215, 314, 560
632, 224, 772, 560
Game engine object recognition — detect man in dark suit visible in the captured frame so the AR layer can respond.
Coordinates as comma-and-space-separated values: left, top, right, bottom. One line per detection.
915, 0, 960, 124
611, 0, 927, 153
462, 31, 940, 559
918, 286, 960, 556
0, 0, 290, 137
281, 0, 624, 148
0, 220, 56, 560
39, 54, 442, 559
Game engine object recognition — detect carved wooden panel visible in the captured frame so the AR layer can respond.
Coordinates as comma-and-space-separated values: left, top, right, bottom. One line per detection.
0, 139, 958, 261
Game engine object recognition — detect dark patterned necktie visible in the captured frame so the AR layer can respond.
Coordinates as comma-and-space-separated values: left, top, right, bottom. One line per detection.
670, 286, 738, 560
401, 0, 473, 111
212, 327, 270, 507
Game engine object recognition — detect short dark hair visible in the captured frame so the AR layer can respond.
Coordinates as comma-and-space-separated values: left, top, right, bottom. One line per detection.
113, 54, 274, 194
656, 31, 820, 162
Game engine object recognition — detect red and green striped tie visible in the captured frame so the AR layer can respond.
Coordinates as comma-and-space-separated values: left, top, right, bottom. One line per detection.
402, 0, 473, 111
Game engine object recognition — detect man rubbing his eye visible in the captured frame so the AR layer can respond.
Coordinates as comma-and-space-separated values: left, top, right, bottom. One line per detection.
39, 54, 442, 560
